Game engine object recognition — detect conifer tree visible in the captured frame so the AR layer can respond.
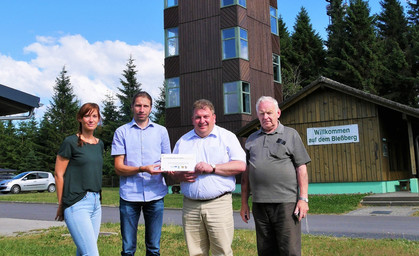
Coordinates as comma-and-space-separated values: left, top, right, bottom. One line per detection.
102, 149, 115, 181
326, 0, 347, 53
407, 0, 419, 26
329, 0, 380, 93
376, 0, 415, 105
117, 56, 142, 123
0, 121, 7, 168
0, 121, 19, 170
278, 16, 303, 99
99, 92, 120, 149
37, 66, 79, 171
37, 115, 61, 171
16, 117, 42, 171
289, 7, 326, 87
377, 0, 408, 49
278, 17, 302, 100
94, 93, 121, 182
152, 83, 166, 125
406, 0, 419, 106
325, 0, 348, 80
278, 16, 292, 74
48, 67, 79, 135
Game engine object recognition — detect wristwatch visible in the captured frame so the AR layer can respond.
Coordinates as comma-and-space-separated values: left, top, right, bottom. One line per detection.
210, 164, 216, 173
298, 196, 309, 203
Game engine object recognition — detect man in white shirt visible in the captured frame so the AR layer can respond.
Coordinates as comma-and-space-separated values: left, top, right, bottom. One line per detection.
173, 99, 246, 256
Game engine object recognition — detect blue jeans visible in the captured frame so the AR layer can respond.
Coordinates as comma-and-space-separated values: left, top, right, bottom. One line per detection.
64, 192, 102, 256
119, 197, 164, 256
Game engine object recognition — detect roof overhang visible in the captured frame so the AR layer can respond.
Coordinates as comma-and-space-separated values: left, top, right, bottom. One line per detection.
0, 84, 41, 120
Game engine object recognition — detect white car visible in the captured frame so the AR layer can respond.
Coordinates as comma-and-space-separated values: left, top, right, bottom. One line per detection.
0, 171, 56, 194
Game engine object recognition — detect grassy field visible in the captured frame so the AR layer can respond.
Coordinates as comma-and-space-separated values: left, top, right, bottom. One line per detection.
1, 188, 419, 255
0, 187, 367, 214
1, 223, 419, 256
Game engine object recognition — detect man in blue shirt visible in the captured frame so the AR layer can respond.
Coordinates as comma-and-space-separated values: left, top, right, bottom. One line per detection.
112, 91, 171, 256
173, 99, 246, 256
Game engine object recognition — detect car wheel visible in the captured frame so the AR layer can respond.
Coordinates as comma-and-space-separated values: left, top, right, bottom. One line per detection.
47, 184, 56, 193
11, 185, 21, 194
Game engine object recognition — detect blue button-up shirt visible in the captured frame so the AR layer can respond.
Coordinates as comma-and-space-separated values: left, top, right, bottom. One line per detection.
111, 119, 171, 202
173, 125, 246, 200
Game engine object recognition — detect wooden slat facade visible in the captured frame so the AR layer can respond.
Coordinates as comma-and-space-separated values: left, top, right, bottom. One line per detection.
237, 77, 419, 184
164, 0, 280, 147
164, 6, 178, 29
281, 88, 384, 183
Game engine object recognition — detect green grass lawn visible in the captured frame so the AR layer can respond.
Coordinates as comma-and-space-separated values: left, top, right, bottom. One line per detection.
1, 188, 419, 255
1, 223, 419, 256
0, 187, 367, 214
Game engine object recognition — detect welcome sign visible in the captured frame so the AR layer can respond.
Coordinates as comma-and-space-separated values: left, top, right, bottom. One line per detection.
307, 124, 359, 145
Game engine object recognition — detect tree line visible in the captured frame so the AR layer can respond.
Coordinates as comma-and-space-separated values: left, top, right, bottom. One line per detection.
0, 56, 165, 182
1, 0, 417, 180
281, 0, 418, 107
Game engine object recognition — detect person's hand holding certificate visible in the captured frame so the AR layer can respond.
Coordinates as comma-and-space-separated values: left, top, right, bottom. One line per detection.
161, 154, 196, 172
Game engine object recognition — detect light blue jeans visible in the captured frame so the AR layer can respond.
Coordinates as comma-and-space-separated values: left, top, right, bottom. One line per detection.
64, 191, 102, 256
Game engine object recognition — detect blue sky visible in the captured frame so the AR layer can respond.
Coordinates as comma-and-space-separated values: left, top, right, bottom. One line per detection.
0, 0, 411, 119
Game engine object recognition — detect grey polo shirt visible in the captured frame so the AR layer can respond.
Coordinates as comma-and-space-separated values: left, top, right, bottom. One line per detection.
245, 123, 311, 203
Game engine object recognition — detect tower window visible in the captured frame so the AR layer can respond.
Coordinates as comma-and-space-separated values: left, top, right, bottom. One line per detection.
270, 6, 278, 35
223, 81, 251, 114
273, 54, 282, 83
165, 27, 179, 57
222, 27, 248, 60
164, 0, 178, 8
165, 77, 180, 108
221, 0, 246, 8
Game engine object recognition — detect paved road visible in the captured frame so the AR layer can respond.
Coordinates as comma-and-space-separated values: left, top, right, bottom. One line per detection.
1, 202, 419, 240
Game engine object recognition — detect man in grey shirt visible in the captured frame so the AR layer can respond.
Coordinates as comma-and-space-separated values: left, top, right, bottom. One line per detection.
240, 96, 310, 256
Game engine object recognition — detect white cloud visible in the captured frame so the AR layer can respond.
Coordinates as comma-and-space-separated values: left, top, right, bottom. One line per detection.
0, 34, 164, 119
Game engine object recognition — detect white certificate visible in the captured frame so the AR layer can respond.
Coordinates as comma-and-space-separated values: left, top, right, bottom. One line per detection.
160, 154, 196, 172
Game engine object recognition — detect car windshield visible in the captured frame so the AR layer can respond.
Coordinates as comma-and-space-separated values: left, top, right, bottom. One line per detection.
13, 172, 29, 180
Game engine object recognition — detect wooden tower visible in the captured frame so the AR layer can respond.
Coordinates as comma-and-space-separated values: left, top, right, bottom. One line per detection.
164, 0, 281, 145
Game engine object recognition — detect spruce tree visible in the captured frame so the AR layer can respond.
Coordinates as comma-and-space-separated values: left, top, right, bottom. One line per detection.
376, 0, 415, 105
0, 121, 6, 168
47, 66, 79, 135
117, 56, 142, 123
16, 117, 42, 171
407, 0, 419, 26
289, 7, 326, 87
102, 148, 115, 182
152, 83, 166, 125
329, 0, 380, 93
99, 93, 121, 149
95, 93, 121, 183
278, 16, 303, 99
97, 93, 119, 185
278, 16, 292, 75
37, 116, 59, 171
0, 121, 19, 170
37, 66, 79, 171
326, 0, 347, 53
406, 0, 419, 106
377, 0, 408, 49
325, 0, 349, 80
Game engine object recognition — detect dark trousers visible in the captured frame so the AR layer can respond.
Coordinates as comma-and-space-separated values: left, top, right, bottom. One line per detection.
252, 202, 301, 256
119, 197, 164, 256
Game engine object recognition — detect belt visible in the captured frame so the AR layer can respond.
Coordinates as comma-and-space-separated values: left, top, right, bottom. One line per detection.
187, 192, 232, 202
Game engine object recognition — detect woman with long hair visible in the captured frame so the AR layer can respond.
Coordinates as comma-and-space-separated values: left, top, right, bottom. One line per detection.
55, 103, 104, 256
